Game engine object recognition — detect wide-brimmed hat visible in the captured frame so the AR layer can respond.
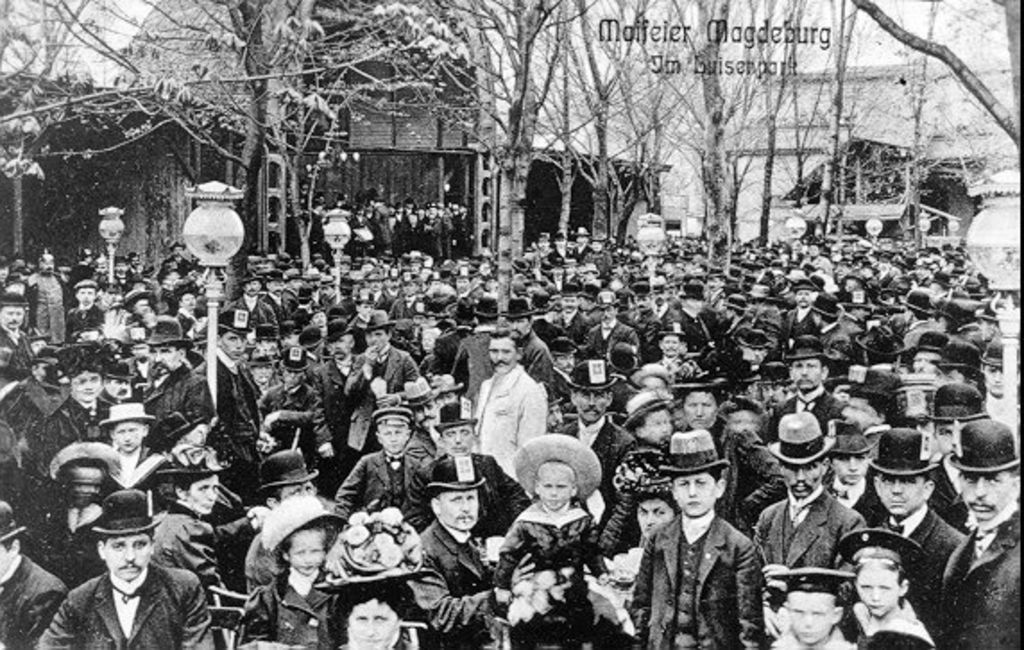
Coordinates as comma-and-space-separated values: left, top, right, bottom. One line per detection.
839, 528, 922, 565
147, 316, 191, 348
929, 382, 986, 423
567, 360, 618, 391
157, 445, 224, 478
426, 455, 486, 494
660, 429, 730, 476
100, 402, 155, 429
869, 428, 937, 476
49, 441, 121, 481
261, 494, 343, 552
514, 434, 602, 500
364, 310, 393, 332
950, 419, 1020, 473
855, 326, 905, 363
92, 489, 161, 537
0, 501, 26, 544
769, 412, 834, 464
260, 450, 319, 492
629, 363, 672, 388
435, 400, 477, 431
785, 336, 827, 362
622, 390, 673, 431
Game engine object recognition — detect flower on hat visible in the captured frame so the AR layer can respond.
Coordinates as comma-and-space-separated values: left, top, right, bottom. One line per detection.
325, 508, 423, 583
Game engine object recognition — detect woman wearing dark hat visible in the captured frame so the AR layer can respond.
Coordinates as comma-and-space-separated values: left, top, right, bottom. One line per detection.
152, 445, 267, 591
672, 376, 730, 433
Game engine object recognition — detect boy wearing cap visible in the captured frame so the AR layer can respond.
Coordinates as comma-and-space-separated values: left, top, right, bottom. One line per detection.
39, 489, 213, 649
632, 430, 764, 650
334, 406, 425, 521
940, 419, 1021, 650
869, 427, 964, 643
0, 500, 67, 649
826, 421, 885, 525
772, 569, 856, 649
66, 279, 104, 342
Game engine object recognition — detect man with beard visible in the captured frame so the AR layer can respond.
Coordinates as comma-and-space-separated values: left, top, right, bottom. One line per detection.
39, 489, 213, 649
768, 337, 845, 444
474, 329, 547, 478
143, 317, 213, 452
780, 277, 821, 346
755, 413, 864, 639
561, 360, 635, 540
503, 296, 553, 386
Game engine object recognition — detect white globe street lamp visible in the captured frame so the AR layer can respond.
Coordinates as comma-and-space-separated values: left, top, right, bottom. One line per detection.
966, 169, 1020, 433
785, 215, 807, 240
98, 206, 125, 284
322, 208, 352, 293
183, 181, 245, 406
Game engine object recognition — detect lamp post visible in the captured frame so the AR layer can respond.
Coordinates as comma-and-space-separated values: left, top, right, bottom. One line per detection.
966, 169, 1020, 433
322, 208, 352, 294
98, 207, 125, 285
182, 181, 245, 406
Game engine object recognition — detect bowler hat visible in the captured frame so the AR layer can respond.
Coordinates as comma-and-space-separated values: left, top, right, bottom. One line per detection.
567, 360, 618, 391
503, 296, 535, 320
260, 450, 319, 491
902, 290, 933, 318
549, 337, 576, 356
426, 455, 486, 494
930, 383, 986, 422
981, 339, 1002, 369
281, 346, 309, 372
402, 378, 435, 408
326, 318, 350, 343
148, 412, 202, 452
909, 331, 948, 356
608, 343, 639, 374
660, 429, 730, 476
474, 295, 500, 320
435, 400, 477, 431
92, 489, 161, 537
855, 326, 905, 363
0, 501, 26, 544
950, 419, 1020, 473
869, 428, 937, 476
514, 434, 602, 500
254, 324, 279, 341
770, 412, 834, 464
365, 310, 393, 332
811, 295, 841, 321
938, 338, 981, 371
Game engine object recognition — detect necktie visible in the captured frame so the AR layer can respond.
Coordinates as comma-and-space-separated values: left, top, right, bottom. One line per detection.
886, 519, 903, 535
975, 529, 997, 558
387, 456, 402, 471
112, 585, 139, 604
835, 489, 849, 501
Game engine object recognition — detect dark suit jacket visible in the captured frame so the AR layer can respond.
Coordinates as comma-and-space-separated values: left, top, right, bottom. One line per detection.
582, 321, 639, 360
0, 556, 67, 649
898, 508, 965, 643
224, 296, 279, 329
559, 419, 636, 535
556, 310, 592, 346
754, 491, 865, 569
194, 358, 261, 467
780, 309, 821, 345
310, 358, 367, 453
930, 464, 971, 534
940, 511, 1021, 650
143, 364, 213, 451
334, 451, 426, 520
631, 516, 763, 649
411, 522, 496, 650
38, 564, 213, 649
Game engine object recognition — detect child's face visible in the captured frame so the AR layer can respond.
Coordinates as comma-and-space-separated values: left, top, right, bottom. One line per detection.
855, 561, 907, 621
785, 592, 843, 647
636, 410, 673, 448
284, 528, 327, 577
671, 472, 724, 519
376, 420, 411, 456
535, 462, 577, 511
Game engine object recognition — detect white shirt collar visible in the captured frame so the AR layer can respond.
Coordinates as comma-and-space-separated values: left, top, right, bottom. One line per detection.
287, 568, 317, 598
110, 567, 148, 597
579, 416, 606, 447
788, 484, 825, 514
441, 523, 472, 545
797, 385, 825, 402
682, 511, 715, 544
893, 505, 930, 537
216, 348, 238, 371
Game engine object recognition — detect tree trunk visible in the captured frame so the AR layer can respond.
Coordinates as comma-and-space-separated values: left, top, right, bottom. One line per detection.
822, 0, 851, 242
559, 150, 573, 234
290, 154, 311, 267
760, 113, 778, 246
698, 0, 732, 266
592, 111, 609, 239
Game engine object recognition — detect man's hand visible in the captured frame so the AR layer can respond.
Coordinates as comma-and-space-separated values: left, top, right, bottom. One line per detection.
318, 442, 335, 458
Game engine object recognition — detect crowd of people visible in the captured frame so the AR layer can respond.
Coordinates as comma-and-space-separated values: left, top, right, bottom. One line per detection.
0, 224, 1018, 650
